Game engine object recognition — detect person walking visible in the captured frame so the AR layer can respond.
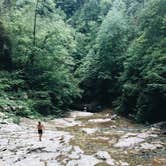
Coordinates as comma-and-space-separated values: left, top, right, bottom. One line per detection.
37, 121, 44, 141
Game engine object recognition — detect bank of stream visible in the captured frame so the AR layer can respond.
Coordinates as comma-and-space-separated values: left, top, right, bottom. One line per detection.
0, 110, 166, 166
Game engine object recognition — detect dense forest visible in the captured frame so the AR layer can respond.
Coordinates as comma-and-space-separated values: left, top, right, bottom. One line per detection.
0, 0, 165, 123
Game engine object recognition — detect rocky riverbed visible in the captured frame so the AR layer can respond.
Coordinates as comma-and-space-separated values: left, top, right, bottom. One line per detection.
0, 110, 166, 166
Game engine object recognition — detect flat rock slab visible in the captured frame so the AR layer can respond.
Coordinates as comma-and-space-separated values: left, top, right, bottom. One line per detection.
152, 157, 166, 166
50, 118, 82, 128
88, 118, 112, 123
1, 123, 23, 132
73, 146, 84, 154
114, 137, 144, 148
82, 128, 98, 134
114, 131, 159, 148
95, 151, 111, 160
119, 161, 129, 166
140, 142, 163, 150
0, 122, 73, 166
1, 111, 166, 166
70, 111, 94, 118
14, 158, 46, 166
66, 154, 100, 166
106, 158, 117, 165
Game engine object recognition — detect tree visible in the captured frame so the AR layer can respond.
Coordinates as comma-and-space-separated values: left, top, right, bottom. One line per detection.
76, 0, 129, 105
1, 0, 80, 116
115, 0, 166, 123
0, 21, 12, 70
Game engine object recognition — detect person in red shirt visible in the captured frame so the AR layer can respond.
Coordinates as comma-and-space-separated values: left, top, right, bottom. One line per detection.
37, 122, 44, 141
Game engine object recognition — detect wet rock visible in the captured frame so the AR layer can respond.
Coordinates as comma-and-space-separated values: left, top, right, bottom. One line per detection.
119, 160, 129, 166
110, 125, 116, 129
0, 119, 74, 166
152, 157, 166, 166
46, 160, 60, 166
137, 132, 153, 139
114, 131, 158, 148
150, 127, 161, 133
1, 110, 166, 166
82, 128, 98, 134
88, 118, 112, 123
111, 114, 119, 120
122, 133, 137, 138
68, 151, 80, 159
108, 138, 117, 145
0, 139, 8, 146
95, 151, 117, 166
105, 114, 109, 117
95, 151, 110, 160
114, 136, 144, 148
104, 130, 125, 136
50, 118, 82, 128
151, 122, 166, 129
66, 155, 100, 166
27, 147, 46, 154
70, 111, 94, 118
106, 158, 116, 165
97, 136, 109, 141
62, 145, 72, 153
14, 157, 44, 166
1, 123, 22, 132
151, 122, 166, 135
140, 143, 163, 150
73, 146, 84, 154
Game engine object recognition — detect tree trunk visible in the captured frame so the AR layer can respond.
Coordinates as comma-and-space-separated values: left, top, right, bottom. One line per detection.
29, 0, 39, 65
33, 0, 40, 47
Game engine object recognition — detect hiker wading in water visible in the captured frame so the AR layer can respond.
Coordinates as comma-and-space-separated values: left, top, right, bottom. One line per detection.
37, 122, 44, 141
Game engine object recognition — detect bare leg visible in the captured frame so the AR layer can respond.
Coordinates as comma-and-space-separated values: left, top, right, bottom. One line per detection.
39, 134, 42, 141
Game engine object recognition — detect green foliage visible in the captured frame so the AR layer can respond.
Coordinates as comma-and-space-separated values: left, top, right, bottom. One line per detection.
77, 0, 166, 123
56, 0, 84, 17
76, 0, 130, 105
12, 116, 20, 124
114, 0, 166, 123
0, 0, 165, 123
70, 0, 113, 62
0, 0, 80, 117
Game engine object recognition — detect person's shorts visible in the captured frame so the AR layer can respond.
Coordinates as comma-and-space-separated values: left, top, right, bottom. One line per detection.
38, 130, 43, 134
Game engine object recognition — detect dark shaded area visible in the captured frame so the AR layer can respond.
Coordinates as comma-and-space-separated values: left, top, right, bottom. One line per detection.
0, 22, 12, 71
